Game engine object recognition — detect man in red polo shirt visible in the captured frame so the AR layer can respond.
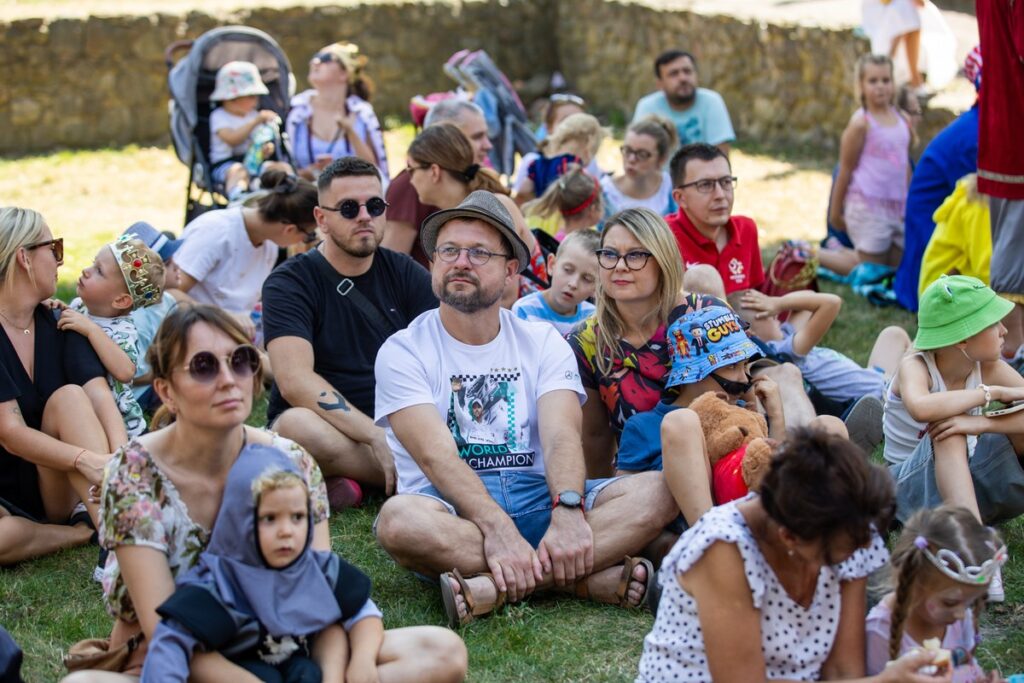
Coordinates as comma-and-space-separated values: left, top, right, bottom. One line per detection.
664, 143, 764, 295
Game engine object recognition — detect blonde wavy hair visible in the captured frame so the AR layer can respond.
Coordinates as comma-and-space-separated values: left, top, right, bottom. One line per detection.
538, 112, 607, 161
0, 207, 47, 290
593, 208, 683, 375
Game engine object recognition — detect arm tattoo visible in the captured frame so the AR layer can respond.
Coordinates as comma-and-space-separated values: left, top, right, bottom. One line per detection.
317, 390, 350, 413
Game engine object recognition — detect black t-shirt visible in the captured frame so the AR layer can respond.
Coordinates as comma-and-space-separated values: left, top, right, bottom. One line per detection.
0, 305, 106, 519
262, 247, 438, 423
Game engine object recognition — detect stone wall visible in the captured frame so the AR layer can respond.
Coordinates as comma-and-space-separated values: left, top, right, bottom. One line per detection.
557, 0, 867, 150
0, 0, 876, 155
0, 1, 557, 154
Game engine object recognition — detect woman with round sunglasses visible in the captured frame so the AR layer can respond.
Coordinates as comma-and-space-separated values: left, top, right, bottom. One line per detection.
0, 207, 125, 567
286, 42, 389, 185
62, 304, 467, 681
172, 170, 318, 340
600, 115, 678, 216
566, 208, 729, 478
406, 123, 543, 303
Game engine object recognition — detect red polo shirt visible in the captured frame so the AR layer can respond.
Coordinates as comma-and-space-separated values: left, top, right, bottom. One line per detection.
665, 209, 765, 294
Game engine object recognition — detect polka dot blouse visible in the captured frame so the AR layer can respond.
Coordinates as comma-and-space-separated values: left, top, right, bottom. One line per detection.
636, 496, 888, 682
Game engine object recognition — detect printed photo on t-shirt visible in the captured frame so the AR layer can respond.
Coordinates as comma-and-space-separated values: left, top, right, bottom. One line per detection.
446, 370, 534, 471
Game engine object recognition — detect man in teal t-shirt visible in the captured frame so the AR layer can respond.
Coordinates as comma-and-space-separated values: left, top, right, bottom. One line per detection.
632, 50, 735, 154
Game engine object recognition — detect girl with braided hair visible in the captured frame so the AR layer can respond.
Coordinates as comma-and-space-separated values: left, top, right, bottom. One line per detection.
865, 505, 1007, 682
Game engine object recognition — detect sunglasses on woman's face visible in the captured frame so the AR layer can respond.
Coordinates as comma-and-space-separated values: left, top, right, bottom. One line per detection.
25, 237, 64, 265
180, 345, 260, 384
310, 52, 340, 66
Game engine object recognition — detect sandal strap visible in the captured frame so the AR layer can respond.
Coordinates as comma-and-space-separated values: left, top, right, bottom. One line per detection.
616, 556, 652, 609
457, 570, 506, 617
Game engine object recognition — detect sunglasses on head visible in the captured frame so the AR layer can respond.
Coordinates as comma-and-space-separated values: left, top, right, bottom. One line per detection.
25, 237, 64, 265
180, 345, 261, 384
319, 197, 388, 220
311, 52, 340, 65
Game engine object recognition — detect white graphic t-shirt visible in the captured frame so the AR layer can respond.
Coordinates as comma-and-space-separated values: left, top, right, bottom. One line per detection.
375, 310, 586, 494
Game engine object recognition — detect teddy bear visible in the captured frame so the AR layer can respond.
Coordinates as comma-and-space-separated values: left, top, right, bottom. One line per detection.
688, 391, 775, 503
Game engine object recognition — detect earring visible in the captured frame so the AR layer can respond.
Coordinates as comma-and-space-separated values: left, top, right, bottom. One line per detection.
787, 549, 795, 557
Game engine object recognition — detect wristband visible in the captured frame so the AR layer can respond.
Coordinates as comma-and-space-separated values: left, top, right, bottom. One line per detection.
979, 384, 992, 407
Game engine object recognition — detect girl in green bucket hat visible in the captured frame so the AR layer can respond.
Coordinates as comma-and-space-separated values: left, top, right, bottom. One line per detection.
883, 275, 1024, 601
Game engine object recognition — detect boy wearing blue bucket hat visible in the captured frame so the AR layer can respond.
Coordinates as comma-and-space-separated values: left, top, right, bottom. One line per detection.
617, 304, 788, 523
884, 275, 1024, 601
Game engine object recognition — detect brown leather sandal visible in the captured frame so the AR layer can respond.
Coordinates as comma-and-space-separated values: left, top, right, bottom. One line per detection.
574, 555, 655, 609
439, 569, 507, 628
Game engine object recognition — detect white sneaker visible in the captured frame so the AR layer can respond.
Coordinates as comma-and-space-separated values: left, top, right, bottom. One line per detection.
988, 566, 1005, 603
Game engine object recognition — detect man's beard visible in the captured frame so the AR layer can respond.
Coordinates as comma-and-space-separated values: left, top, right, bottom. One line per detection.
436, 270, 502, 314
666, 89, 696, 108
330, 231, 379, 258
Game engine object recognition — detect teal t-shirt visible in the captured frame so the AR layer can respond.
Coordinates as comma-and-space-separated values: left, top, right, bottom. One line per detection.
632, 87, 735, 148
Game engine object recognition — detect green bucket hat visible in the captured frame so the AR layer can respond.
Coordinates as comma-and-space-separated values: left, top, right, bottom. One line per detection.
915, 275, 1014, 350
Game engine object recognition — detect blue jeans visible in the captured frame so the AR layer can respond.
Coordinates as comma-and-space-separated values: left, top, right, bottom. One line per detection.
410, 471, 617, 548
891, 433, 1024, 525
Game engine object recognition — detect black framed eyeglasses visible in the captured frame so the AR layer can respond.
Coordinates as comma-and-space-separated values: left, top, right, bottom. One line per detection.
320, 197, 388, 220
434, 245, 510, 266
595, 248, 653, 271
676, 176, 738, 194
25, 237, 64, 265
620, 145, 654, 162
179, 345, 261, 384
405, 163, 430, 175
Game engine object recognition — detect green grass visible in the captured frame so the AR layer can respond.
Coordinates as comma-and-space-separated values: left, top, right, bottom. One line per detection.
2, 145, 1022, 681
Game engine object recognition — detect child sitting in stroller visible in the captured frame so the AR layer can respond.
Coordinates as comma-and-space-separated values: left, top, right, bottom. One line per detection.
209, 61, 290, 200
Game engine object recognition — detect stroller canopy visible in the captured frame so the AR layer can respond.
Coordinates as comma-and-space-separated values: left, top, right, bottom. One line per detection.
168, 25, 293, 169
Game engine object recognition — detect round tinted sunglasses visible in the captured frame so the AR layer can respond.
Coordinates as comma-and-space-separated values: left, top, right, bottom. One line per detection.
319, 197, 388, 220
179, 345, 261, 384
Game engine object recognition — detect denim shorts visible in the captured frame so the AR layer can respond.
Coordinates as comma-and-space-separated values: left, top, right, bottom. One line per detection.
410, 471, 619, 548
890, 433, 1024, 525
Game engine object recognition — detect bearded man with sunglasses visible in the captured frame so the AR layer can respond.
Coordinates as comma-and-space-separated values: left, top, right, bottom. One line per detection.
372, 191, 677, 628
262, 157, 437, 506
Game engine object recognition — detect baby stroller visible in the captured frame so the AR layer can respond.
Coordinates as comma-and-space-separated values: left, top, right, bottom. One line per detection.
166, 26, 293, 225
409, 50, 536, 177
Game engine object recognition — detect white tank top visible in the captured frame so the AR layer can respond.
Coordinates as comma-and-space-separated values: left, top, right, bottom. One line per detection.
882, 351, 980, 464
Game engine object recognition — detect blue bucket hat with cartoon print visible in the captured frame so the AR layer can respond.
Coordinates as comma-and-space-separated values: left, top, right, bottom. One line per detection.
665, 305, 761, 388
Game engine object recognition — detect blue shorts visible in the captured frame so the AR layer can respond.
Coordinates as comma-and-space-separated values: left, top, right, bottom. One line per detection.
409, 471, 618, 548
890, 433, 1024, 525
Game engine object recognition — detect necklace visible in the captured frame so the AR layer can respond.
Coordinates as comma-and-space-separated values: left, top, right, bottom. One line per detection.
0, 309, 31, 335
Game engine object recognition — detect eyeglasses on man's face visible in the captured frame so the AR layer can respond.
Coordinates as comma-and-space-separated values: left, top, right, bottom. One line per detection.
676, 176, 738, 194
434, 245, 510, 266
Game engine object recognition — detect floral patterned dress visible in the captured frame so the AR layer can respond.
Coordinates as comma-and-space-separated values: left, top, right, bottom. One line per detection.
70, 298, 145, 438
98, 433, 328, 622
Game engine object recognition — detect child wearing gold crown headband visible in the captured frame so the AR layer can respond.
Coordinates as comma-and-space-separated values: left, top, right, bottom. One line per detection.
58, 236, 165, 438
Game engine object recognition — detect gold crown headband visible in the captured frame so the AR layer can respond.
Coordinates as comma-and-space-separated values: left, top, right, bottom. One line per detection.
109, 236, 162, 309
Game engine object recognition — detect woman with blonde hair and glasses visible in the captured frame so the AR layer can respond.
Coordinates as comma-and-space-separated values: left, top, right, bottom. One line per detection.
566, 208, 720, 477
62, 303, 466, 682
0, 207, 123, 567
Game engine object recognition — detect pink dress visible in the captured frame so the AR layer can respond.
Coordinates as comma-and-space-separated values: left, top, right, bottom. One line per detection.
865, 599, 985, 683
